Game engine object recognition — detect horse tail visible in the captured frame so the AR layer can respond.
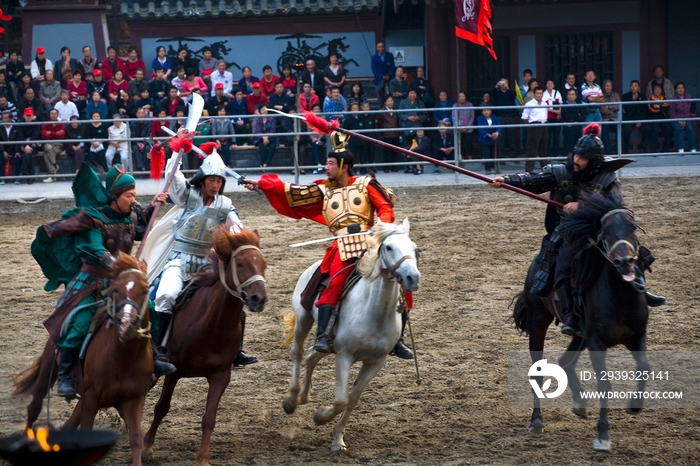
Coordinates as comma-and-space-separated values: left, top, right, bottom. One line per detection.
281, 312, 296, 346
511, 291, 530, 336
12, 355, 44, 396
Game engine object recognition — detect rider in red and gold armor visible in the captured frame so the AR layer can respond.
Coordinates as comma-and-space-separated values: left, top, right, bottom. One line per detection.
244, 132, 414, 358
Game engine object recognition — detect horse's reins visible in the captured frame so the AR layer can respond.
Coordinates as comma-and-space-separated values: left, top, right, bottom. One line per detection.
218, 245, 266, 302
377, 231, 417, 281
108, 267, 152, 339
587, 208, 639, 265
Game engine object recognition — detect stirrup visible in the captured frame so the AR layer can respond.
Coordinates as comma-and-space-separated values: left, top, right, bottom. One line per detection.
392, 340, 414, 360
57, 378, 77, 400
313, 335, 331, 353
646, 292, 666, 307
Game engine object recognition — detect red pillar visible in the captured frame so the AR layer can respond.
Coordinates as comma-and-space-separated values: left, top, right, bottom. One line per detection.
424, 2, 466, 100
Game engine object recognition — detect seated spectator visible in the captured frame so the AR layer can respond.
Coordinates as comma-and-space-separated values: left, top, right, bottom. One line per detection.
67, 69, 88, 111
299, 82, 320, 112
17, 88, 45, 122
16, 108, 40, 183
389, 66, 408, 108
134, 88, 155, 116
431, 122, 455, 173
237, 66, 259, 96
6, 51, 26, 87
105, 113, 129, 169
347, 82, 368, 108
54, 89, 79, 121
172, 47, 189, 74
212, 106, 236, 167
253, 104, 276, 167
16, 73, 40, 103
169, 106, 187, 133
31, 46, 53, 81
0, 72, 13, 105
433, 90, 455, 125
0, 93, 18, 122
229, 89, 250, 143
561, 88, 586, 155
300, 59, 325, 97
39, 70, 62, 114
87, 69, 108, 101
65, 115, 86, 170
259, 65, 279, 97
398, 89, 427, 147
108, 70, 130, 115
323, 87, 346, 123
269, 82, 292, 114
641, 83, 672, 153
79, 46, 100, 80
84, 110, 109, 171
246, 82, 268, 115
323, 54, 346, 95
151, 108, 171, 149
161, 86, 185, 116
101, 46, 128, 83
0, 112, 21, 185
86, 90, 109, 120
407, 129, 430, 174
181, 68, 208, 98
669, 82, 697, 153
170, 66, 187, 93
40, 108, 65, 182
151, 46, 172, 80
124, 47, 146, 81
306, 104, 326, 173
199, 47, 217, 86
211, 60, 234, 98
129, 107, 152, 172
280, 65, 296, 101
149, 66, 169, 108
453, 91, 475, 159
208, 83, 230, 115
56, 46, 81, 88
128, 68, 149, 102
410, 66, 434, 107
477, 107, 502, 174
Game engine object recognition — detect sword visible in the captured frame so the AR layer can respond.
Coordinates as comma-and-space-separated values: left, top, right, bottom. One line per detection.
289, 230, 373, 248
160, 126, 263, 195
142, 93, 205, 151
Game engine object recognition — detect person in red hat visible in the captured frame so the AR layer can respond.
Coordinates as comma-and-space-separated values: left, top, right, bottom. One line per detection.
31, 46, 54, 81
16, 107, 40, 183
87, 69, 108, 102
246, 81, 268, 114
207, 81, 230, 116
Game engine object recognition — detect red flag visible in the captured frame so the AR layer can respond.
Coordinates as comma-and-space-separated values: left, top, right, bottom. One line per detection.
455, 0, 497, 60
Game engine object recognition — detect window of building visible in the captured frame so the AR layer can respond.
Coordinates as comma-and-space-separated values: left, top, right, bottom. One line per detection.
466, 37, 510, 105
544, 33, 614, 88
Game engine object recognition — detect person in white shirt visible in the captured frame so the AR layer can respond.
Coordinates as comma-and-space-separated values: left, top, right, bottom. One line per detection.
210, 60, 234, 98
543, 79, 562, 158
54, 90, 79, 121
580, 69, 604, 122
521, 87, 549, 172
105, 114, 130, 170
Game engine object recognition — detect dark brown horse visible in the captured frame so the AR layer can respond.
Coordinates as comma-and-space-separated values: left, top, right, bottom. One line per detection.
144, 228, 267, 466
512, 193, 651, 451
13, 253, 153, 466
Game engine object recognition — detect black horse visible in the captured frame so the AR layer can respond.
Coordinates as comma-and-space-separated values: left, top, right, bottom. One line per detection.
512, 192, 651, 451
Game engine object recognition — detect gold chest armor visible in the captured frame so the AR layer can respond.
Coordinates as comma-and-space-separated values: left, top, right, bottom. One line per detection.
321, 176, 374, 261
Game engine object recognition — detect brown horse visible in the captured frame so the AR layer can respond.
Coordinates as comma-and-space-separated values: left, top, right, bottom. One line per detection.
13, 253, 152, 466
144, 228, 267, 466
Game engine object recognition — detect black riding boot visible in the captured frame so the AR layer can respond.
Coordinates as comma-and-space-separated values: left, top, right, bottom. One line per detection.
646, 292, 666, 307
56, 346, 80, 399
233, 312, 258, 367
392, 311, 414, 359
314, 305, 334, 353
558, 283, 581, 337
637, 246, 666, 307
152, 312, 176, 376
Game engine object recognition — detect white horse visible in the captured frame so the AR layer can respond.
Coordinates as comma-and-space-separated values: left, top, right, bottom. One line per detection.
282, 218, 420, 451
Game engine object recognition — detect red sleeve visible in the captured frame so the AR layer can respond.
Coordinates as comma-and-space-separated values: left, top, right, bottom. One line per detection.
101, 59, 114, 81
258, 174, 326, 225
53, 125, 65, 139
41, 124, 50, 140
368, 184, 395, 223
246, 97, 256, 114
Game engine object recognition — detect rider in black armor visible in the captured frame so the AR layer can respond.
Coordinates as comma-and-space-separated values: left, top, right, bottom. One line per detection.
491, 123, 665, 336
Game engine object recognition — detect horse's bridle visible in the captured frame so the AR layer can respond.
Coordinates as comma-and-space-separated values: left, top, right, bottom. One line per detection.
107, 267, 151, 340
217, 245, 266, 301
590, 208, 639, 263
377, 232, 417, 281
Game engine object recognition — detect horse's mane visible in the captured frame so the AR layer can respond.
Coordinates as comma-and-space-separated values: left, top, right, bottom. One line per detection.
110, 253, 147, 284
560, 192, 625, 243
357, 221, 406, 278
190, 227, 261, 287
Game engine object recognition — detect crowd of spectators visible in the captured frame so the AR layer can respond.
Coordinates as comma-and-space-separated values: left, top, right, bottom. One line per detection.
0, 42, 697, 184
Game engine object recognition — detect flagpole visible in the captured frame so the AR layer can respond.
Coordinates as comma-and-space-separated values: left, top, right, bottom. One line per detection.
454, 34, 460, 185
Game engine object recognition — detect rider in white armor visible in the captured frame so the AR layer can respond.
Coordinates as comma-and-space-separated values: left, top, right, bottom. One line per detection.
151, 149, 258, 367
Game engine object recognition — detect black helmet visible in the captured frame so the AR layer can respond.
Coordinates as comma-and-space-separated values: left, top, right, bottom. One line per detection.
573, 123, 605, 171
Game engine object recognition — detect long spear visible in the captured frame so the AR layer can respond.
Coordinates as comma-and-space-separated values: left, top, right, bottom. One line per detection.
270, 109, 564, 209
135, 148, 185, 259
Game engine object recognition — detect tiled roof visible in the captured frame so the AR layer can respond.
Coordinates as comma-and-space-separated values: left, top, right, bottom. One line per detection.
120, 0, 380, 19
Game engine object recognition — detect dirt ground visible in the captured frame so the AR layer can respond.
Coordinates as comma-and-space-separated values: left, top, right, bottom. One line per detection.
0, 177, 699, 466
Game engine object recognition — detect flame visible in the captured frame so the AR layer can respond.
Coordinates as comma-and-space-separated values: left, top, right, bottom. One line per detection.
25, 427, 60, 452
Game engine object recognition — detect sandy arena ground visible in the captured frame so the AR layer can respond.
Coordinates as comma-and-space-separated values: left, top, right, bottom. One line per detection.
0, 177, 698, 465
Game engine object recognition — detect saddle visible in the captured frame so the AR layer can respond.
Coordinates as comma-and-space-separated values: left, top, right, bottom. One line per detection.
299, 264, 362, 313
